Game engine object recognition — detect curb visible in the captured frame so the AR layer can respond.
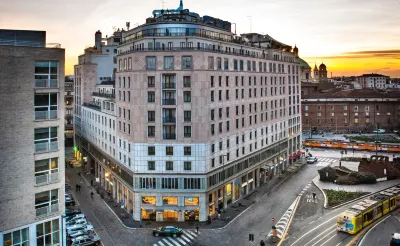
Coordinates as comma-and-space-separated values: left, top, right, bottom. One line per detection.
312, 178, 329, 208
267, 196, 301, 239
80, 162, 307, 231
277, 196, 301, 246
313, 177, 400, 209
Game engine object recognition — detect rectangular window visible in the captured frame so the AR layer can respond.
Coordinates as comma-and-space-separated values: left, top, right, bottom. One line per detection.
224, 58, 229, 70
164, 56, 174, 70
34, 127, 58, 153
148, 161, 155, 170
184, 126, 192, 138
147, 91, 155, 103
148, 126, 155, 137
148, 146, 155, 155
34, 158, 59, 185
36, 219, 60, 246
182, 56, 192, 69
208, 56, 214, 70
183, 76, 191, 87
166, 146, 173, 156
184, 146, 191, 156
147, 76, 155, 87
166, 161, 174, 170
34, 93, 58, 120
3, 228, 30, 246
183, 91, 191, 102
240, 60, 244, 71
35, 189, 59, 217
234, 59, 238, 70
34, 61, 58, 88
217, 58, 222, 70
184, 161, 192, 171
184, 111, 191, 122
146, 56, 156, 70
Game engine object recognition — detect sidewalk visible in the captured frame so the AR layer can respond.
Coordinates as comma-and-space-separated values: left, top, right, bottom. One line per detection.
76, 159, 307, 230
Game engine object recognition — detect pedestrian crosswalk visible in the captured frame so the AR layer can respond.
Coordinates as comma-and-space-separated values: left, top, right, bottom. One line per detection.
315, 158, 338, 167
153, 230, 200, 246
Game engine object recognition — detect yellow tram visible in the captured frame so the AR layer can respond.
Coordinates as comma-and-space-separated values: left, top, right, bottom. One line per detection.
337, 185, 400, 234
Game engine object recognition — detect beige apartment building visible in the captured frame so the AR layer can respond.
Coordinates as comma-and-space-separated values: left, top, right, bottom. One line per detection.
74, 1, 302, 222
0, 30, 65, 245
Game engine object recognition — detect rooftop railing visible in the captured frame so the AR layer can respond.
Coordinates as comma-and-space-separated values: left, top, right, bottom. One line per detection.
92, 92, 115, 99
83, 102, 101, 111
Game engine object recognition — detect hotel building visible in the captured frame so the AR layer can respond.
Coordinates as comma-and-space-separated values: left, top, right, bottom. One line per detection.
74, 1, 302, 222
0, 30, 65, 245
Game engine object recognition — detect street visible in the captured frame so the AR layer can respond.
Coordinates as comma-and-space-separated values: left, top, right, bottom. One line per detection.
65, 148, 398, 246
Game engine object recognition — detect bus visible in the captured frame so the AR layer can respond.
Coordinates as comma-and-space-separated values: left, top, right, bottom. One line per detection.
337, 186, 400, 234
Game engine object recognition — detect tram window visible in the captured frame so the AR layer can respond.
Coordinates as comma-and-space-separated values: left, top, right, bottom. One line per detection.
364, 211, 373, 221
391, 199, 396, 207
377, 205, 382, 214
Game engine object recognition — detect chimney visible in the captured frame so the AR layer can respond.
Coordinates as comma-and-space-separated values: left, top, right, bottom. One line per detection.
95, 30, 102, 50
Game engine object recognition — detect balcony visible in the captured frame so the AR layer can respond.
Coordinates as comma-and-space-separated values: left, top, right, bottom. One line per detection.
162, 99, 176, 105
162, 83, 176, 89
92, 92, 115, 99
35, 172, 60, 185
163, 116, 176, 124
36, 203, 59, 217
163, 133, 176, 140
34, 110, 58, 120
35, 141, 59, 153
35, 79, 58, 88
83, 102, 101, 111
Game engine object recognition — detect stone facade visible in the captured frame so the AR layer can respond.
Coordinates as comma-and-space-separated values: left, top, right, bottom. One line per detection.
0, 43, 65, 244
359, 156, 400, 180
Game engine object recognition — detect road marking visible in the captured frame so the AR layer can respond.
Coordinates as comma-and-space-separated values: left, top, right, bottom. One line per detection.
181, 234, 191, 242
176, 237, 186, 245
166, 237, 181, 246
310, 230, 337, 246
162, 238, 174, 246
320, 234, 339, 246
358, 215, 390, 246
184, 232, 194, 240
303, 225, 336, 246
289, 216, 338, 246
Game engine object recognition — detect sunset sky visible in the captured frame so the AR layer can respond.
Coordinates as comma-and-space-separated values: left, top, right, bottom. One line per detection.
1, 0, 399, 77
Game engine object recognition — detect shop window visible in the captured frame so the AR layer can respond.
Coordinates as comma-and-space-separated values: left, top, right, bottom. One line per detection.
163, 197, 178, 205
142, 196, 156, 204
184, 197, 199, 206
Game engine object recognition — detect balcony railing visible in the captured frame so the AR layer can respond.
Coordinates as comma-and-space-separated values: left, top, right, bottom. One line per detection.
35, 79, 58, 88
163, 117, 176, 123
162, 99, 176, 105
92, 92, 115, 99
35, 141, 59, 153
34, 110, 58, 120
36, 203, 59, 217
162, 83, 176, 89
163, 133, 176, 140
83, 102, 101, 111
35, 172, 60, 185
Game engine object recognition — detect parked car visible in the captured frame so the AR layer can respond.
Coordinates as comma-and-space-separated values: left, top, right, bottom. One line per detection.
69, 230, 89, 239
67, 214, 85, 222
67, 224, 94, 235
373, 129, 385, 133
66, 218, 87, 227
71, 235, 101, 246
153, 226, 183, 237
65, 208, 82, 217
307, 157, 318, 164
66, 199, 76, 207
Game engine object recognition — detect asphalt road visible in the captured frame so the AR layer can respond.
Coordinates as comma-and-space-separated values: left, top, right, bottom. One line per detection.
192, 163, 325, 246
359, 210, 400, 246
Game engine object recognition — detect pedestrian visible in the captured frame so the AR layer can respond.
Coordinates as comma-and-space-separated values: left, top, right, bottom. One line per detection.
90, 180, 93, 186
312, 192, 316, 199
75, 184, 78, 192
196, 225, 199, 234
91, 191, 94, 199
260, 240, 265, 246
78, 171, 81, 176
78, 184, 81, 191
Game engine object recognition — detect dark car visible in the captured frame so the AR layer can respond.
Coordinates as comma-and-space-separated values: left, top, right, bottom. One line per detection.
66, 208, 82, 217
66, 199, 76, 207
391, 233, 400, 246
153, 226, 183, 237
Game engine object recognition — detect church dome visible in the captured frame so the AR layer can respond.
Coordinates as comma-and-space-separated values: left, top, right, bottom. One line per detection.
297, 57, 310, 69
319, 63, 327, 71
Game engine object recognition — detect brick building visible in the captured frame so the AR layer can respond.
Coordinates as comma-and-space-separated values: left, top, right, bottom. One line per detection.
302, 88, 400, 132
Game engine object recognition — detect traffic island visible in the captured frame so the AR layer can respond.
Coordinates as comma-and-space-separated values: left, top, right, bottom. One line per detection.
324, 189, 369, 207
